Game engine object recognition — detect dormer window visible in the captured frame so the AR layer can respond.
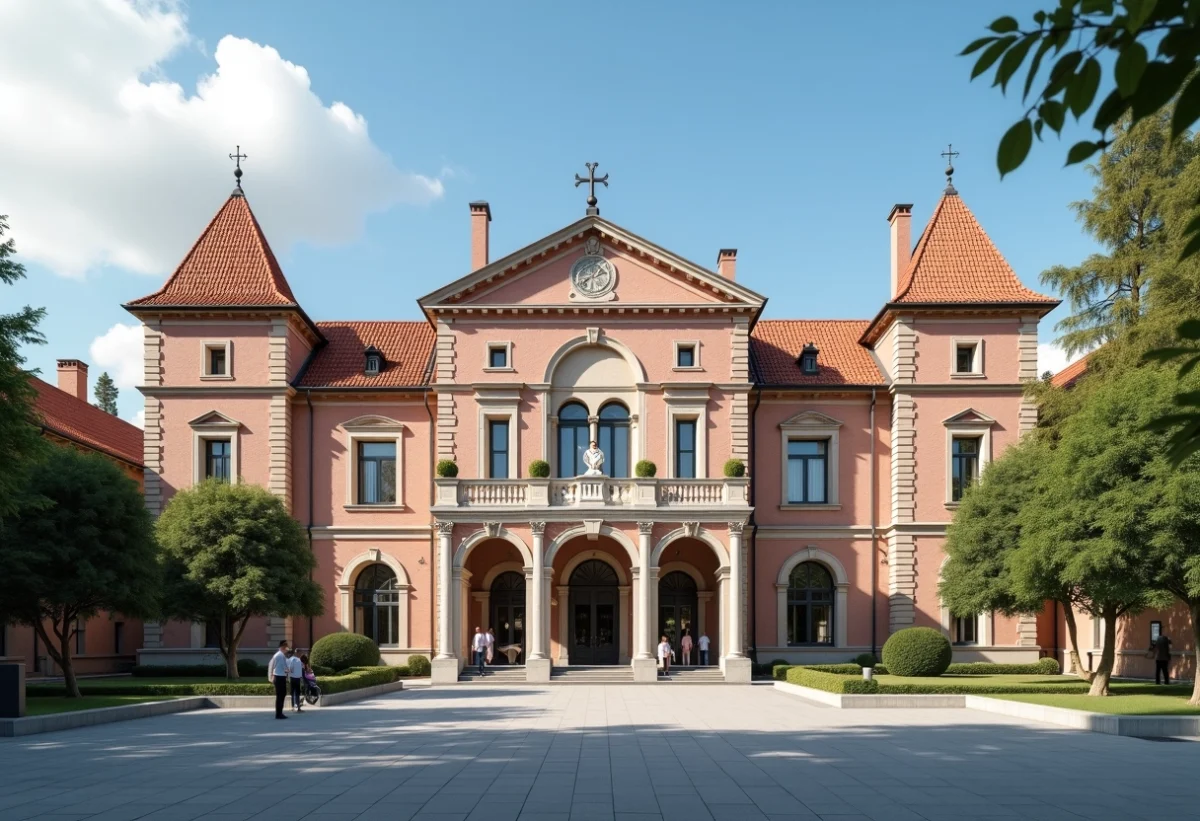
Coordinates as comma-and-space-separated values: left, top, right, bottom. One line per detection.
364, 345, 384, 376
798, 343, 819, 375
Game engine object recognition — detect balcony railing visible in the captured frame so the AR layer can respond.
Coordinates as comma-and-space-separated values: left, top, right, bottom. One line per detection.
434, 477, 748, 510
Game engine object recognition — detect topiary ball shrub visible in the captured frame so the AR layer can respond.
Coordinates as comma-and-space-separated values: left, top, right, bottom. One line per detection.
310, 633, 381, 672
723, 459, 746, 478
853, 652, 878, 669
881, 627, 953, 677
436, 460, 459, 478
237, 658, 264, 677
528, 460, 550, 478
406, 654, 431, 677
635, 460, 657, 478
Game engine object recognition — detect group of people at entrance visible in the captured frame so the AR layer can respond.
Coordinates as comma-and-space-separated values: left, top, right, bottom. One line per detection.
657, 628, 710, 675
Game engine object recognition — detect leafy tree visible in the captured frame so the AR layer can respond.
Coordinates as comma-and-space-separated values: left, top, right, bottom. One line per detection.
156, 480, 324, 679
0, 214, 47, 519
1042, 110, 1200, 354
0, 448, 159, 697
93, 372, 118, 415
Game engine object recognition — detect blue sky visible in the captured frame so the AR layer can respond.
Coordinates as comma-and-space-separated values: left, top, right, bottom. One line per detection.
7, 0, 1099, 423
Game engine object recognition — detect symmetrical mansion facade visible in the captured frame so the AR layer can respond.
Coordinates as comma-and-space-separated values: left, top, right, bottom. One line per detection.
125, 175, 1061, 683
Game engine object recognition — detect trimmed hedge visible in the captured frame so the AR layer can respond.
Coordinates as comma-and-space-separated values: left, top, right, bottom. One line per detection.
853, 653, 878, 668
132, 659, 264, 678
803, 663, 889, 675
310, 633, 381, 671
407, 654, 431, 677
945, 658, 1060, 676
311, 665, 336, 677
27, 667, 402, 698
786, 665, 878, 694
772, 665, 792, 681
882, 627, 952, 677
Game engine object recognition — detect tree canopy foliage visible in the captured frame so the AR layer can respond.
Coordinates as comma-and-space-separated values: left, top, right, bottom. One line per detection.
94, 372, 118, 415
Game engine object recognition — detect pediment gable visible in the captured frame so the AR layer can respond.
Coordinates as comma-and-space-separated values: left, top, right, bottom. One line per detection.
341, 414, 405, 432
780, 410, 844, 429
419, 217, 765, 315
188, 410, 241, 428
942, 408, 997, 427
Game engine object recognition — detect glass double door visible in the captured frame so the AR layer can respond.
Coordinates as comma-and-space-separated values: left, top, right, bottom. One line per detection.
659, 571, 700, 665
569, 587, 618, 665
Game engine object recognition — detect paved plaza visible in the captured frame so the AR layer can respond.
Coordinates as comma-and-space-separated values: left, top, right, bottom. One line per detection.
1, 684, 1198, 821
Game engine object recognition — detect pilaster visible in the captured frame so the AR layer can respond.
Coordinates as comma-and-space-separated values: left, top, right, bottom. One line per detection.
1018, 316, 1040, 435
888, 532, 916, 633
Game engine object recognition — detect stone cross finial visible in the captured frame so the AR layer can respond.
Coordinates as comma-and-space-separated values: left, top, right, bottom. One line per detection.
574, 162, 609, 215
229, 145, 247, 194
941, 144, 960, 194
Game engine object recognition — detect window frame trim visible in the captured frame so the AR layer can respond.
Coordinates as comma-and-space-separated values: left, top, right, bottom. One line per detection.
341, 416, 406, 510
778, 411, 842, 509
190, 412, 241, 486
476, 391, 520, 479
664, 396, 707, 479
672, 340, 702, 371
483, 341, 515, 373
944, 413, 994, 507
337, 550, 412, 650
950, 337, 985, 379
200, 340, 234, 380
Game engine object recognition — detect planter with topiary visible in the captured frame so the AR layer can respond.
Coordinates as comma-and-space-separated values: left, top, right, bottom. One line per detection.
854, 652, 878, 682
723, 459, 746, 478
528, 460, 550, 478
433, 460, 460, 505
436, 460, 459, 478
635, 460, 657, 478
630, 460, 659, 504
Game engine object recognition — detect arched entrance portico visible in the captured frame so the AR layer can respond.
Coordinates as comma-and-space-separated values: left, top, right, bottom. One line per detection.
568, 559, 620, 664
658, 570, 698, 663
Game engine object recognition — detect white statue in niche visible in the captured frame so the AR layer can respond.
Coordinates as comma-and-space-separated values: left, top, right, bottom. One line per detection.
582, 440, 605, 477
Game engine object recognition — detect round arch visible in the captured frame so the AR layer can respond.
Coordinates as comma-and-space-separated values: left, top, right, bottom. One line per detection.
936, 555, 992, 646
560, 550, 629, 586
454, 527, 533, 570
545, 524, 639, 568
480, 560, 527, 591
651, 527, 729, 567
775, 546, 847, 649
657, 560, 708, 591
337, 549, 412, 646
542, 333, 648, 384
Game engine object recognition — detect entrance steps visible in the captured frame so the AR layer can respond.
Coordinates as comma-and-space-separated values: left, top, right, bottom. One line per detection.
458, 666, 526, 683
662, 667, 725, 683
550, 665, 635, 684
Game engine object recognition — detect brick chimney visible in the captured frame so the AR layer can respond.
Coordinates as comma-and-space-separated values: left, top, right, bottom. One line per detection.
717, 248, 737, 280
470, 201, 491, 270
56, 359, 89, 401
888, 204, 913, 298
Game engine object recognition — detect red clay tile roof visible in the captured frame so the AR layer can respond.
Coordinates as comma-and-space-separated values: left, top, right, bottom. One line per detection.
894, 193, 1057, 305
31, 377, 143, 466
126, 193, 298, 308
298, 321, 434, 388
752, 320, 884, 386
1051, 352, 1091, 388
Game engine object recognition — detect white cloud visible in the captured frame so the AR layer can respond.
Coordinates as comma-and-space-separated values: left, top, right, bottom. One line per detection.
0, 0, 444, 278
1038, 341, 1087, 378
133, 408, 146, 429
90, 322, 144, 389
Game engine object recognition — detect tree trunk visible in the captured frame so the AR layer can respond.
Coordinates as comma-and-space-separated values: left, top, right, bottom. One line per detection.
1061, 604, 1093, 683
221, 615, 239, 680
34, 620, 81, 698
1088, 609, 1118, 696
1190, 602, 1200, 706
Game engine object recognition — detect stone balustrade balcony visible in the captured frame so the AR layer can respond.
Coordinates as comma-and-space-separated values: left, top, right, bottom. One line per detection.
433, 477, 749, 512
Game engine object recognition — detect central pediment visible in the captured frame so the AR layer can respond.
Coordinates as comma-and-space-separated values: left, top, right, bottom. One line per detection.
418, 216, 765, 315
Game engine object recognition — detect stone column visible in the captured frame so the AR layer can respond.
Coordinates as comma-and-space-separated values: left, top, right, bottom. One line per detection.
724, 521, 751, 682
431, 520, 459, 685
556, 585, 570, 665
632, 522, 657, 681
618, 585, 631, 663
526, 522, 551, 681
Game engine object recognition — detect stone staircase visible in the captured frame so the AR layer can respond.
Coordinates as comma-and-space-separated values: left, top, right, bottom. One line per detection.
661, 667, 725, 683
457, 666, 527, 683
550, 665, 636, 684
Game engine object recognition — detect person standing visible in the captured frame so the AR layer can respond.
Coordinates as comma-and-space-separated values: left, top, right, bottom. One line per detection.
287, 648, 305, 712
1150, 632, 1173, 685
680, 628, 693, 667
269, 640, 290, 720
658, 635, 673, 677
486, 627, 496, 665
472, 626, 488, 675
697, 631, 710, 667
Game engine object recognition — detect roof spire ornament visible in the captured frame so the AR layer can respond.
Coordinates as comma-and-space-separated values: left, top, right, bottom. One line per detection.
941, 144, 960, 195
229, 145, 247, 196
574, 162, 609, 216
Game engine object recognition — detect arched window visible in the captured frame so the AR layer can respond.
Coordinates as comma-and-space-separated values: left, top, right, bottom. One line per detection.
354, 564, 400, 647
787, 562, 834, 645
557, 402, 590, 477
597, 402, 630, 478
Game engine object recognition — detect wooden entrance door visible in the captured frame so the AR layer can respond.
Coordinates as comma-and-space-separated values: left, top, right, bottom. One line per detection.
568, 559, 620, 665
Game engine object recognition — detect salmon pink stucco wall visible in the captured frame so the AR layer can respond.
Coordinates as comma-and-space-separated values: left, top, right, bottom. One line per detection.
158, 395, 274, 504
910, 319, 1024, 384
160, 323, 275, 387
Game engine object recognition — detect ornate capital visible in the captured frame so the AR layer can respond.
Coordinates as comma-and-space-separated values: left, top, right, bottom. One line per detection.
529, 521, 547, 535
636, 521, 655, 536
727, 520, 746, 535
433, 520, 454, 536
484, 521, 502, 538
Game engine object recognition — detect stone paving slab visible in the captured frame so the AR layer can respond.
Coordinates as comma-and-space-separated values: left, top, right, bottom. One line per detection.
2, 684, 1200, 820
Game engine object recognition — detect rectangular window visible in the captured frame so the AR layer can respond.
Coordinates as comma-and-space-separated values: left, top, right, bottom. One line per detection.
205, 439, 231, 482
955, 343, 977, 374
675, 419, 697, 478
488, 419, 510, 478
951, 436, 980, 501
677, 345, 696, 368
787, 439, 828, 503
954, 616, 978, 645
114, 622, 124, 655
209, 346, 227, 376
488, 346, 508, 369
358, 441, 397, 504
74, 620, 86, 656
204, 621, 222, 648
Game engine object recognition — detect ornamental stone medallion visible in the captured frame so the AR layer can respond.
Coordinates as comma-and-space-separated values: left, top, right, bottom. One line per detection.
569, 237, 618, 301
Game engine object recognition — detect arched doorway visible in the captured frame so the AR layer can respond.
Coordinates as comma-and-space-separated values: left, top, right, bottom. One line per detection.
568, 559, 619, 664
658, 571, 698, 663
490, 571, 525, 664
353, 564, 401, 647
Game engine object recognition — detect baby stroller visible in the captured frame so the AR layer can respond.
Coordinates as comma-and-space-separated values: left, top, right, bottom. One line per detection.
303, 670, 321, 706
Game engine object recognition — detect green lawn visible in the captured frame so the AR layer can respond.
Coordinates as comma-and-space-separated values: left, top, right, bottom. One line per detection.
24, 695, 181, 716
985, 691, 1200, 715
874, 674, 1083, 689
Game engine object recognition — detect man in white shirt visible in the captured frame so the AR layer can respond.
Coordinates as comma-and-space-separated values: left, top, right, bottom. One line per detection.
658, 635, 673, 677
471, 626, 488, 675
698, 632, 711, 667
287, 650, 305, 713
269, 641, 290, 719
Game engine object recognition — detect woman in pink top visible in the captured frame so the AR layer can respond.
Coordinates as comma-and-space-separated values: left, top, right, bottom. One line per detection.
680, 629, 693, 667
